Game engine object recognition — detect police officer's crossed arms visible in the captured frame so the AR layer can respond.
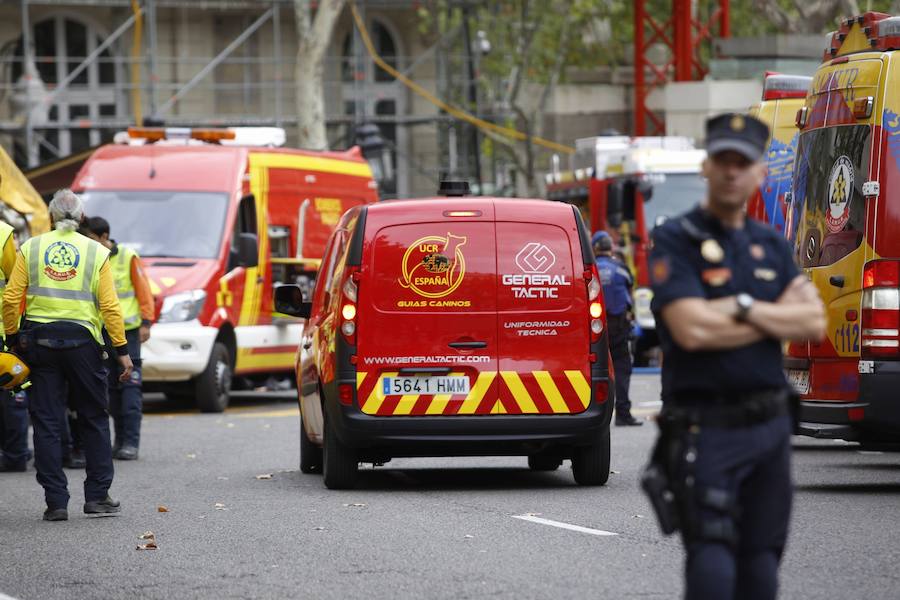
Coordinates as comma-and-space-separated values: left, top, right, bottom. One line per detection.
642, 114, 826, 600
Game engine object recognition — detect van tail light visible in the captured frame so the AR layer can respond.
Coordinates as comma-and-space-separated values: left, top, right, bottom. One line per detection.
593, 380, 609, 404
341, 267, 360, 344
338, 383, 354, 406
586, 265, 606, 346
861, 260, 900, 357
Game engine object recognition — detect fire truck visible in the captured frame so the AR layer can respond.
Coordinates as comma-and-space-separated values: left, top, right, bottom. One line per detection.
73, 127, 378, 412
748, 72, 812, 231
545, 136, 706, 365
785, 12, 900, 444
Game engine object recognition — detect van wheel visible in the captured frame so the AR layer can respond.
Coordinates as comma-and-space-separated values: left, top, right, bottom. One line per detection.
323, 416, 358, 489
299, 414, 322, 474
528, 454, 562, 471
572, 427, 611, 486
195, 342, 232, 413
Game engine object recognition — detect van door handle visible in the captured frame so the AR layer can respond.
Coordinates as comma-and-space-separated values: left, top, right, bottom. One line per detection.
449, 341, 487, 349
829, 275, 845, 288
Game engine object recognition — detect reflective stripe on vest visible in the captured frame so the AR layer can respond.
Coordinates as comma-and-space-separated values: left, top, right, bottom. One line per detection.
0, 221, 14, 309
112, 246, 141, 330
21, 230, 109, 344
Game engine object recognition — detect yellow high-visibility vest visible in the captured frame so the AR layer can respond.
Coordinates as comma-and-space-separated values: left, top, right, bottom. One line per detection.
0, 220, 14, 316
111, 245, 141, 331
21, 230, 109, 344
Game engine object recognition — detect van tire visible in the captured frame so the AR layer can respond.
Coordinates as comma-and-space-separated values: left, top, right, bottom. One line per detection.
572, 427, 611, 486
323, 416, 358, 489
528, 454, 562, 471
195, 342, 232, 413
299, 414, 322, 473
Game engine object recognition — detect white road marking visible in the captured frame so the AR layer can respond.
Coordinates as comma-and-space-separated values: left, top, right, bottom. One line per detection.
512, 514, 618, 536
1, 592, 21, 600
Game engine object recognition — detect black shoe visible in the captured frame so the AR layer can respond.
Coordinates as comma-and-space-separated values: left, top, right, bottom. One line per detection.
84, 496, 121, 515
615, 415, 644, 427
114, 446, 139, 461
43, 508, 68, 521
0, 461, 27, 472
64, 452, 86, 469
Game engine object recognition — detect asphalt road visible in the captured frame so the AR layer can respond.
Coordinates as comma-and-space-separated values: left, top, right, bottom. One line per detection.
1, 375, 899, 600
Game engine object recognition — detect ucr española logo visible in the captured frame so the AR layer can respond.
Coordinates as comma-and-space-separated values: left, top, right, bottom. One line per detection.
43, 241, 80, 282
399, 233, 467, 298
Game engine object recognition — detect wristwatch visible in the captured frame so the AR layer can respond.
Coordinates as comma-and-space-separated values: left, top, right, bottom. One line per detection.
735, 293, 755, 322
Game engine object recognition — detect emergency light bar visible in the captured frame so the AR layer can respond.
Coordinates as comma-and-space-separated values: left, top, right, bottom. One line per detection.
123, 126, 286, 147
127, 127, 236, 142
762, 73, 811, 101
823, 12, 900, 60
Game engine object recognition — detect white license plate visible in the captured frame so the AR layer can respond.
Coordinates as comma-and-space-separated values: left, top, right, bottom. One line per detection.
382, 376, 470, 396
786, 369, 809, 395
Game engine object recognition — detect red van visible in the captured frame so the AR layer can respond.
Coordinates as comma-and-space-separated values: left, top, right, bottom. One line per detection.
276, 188, 614, 489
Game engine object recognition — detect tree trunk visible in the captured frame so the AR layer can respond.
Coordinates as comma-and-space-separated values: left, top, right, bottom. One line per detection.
294, 0, 346, 150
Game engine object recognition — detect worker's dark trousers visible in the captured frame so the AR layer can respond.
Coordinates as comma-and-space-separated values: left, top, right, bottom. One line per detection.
607, 312, 633, 417
109, 328, 142, 449
29, 342, 113, 510
0, 389, 29, 467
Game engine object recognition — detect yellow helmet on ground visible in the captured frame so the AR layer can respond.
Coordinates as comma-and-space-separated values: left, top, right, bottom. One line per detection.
0, 351, 29, 390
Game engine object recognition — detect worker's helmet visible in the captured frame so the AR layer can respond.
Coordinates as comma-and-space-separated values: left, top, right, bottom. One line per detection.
592, 230, 613, 253
0, 351, 30, 390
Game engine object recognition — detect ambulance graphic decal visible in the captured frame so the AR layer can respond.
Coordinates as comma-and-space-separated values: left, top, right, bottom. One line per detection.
399, 233, 467, 298
826, 155, 854, 233
43, 241, 80, 281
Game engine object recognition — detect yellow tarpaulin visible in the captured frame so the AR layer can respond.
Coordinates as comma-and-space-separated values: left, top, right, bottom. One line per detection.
0, 145, 50, 237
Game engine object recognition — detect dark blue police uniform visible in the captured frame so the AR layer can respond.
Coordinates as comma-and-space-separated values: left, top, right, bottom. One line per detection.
595, 251, 637, 422
650, 205, 799, 599
0, 389, 29, 471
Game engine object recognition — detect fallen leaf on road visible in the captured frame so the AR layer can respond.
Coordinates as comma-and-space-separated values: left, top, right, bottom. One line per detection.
136, 542, 158, 550
157, 506, 169, 513
263, 424, 271, 430
255, 473, 273, 480
139, 531, 155, 540
186, 453, 197, 459
464, 534, 474, 539
214, 503, 227, 511
217, 476, 229, 481
632, 514, 645, 519
342, 503, 367, 508
610, 470, 621, 474
313, 526, 326, 531
524, 512, 542, 517
225, 423, 236, 429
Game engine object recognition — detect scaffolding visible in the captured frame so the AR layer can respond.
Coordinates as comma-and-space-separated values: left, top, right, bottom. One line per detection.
2, 0, 510, 198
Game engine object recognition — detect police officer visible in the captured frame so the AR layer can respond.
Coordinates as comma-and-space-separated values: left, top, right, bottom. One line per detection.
83, 216, 154, 460
2, 189, 133, 521
0, 210, 30, 472
645, 113, 825, 599
592, 231, 642, 426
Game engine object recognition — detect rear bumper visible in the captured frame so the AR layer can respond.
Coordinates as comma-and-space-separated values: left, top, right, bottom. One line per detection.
799, 360, 900, 442
325, 387, 614, 458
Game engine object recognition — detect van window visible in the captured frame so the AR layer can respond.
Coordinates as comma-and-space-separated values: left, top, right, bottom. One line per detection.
228, 194, 258, 271
792, 125, 870, 268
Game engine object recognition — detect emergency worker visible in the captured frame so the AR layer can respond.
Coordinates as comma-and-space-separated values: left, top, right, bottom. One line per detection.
643, 113, 825, 599
2, 189, 133, 522
592, 231, 641, 426
82, 216, 153, 460
0, 207, 29, 472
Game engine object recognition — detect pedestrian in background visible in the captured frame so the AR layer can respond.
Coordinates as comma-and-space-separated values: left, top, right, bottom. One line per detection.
0, 189, 29, 472
645, 113, 825, 599
2, 189, 132, 521
593, 230, 642, 426
82, 216, 153, 460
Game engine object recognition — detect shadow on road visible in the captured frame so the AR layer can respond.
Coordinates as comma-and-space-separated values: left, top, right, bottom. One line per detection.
344, 467, 583, 491
143, 391, 296, 415
792, 444, 860, 453
796, 482, 900, 494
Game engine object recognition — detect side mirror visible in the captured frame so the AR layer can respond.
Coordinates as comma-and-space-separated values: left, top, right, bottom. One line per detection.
274, 284, 312, 319
237, 233, 258, 268
638, 180, 654, 202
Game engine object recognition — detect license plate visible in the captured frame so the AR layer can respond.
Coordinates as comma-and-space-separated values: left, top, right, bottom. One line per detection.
786, 369, 809, 395
382, 376, 470, 396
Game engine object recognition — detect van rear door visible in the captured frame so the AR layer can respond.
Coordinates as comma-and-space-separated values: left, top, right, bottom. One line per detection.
495, 202, 591, 414
355, 204, 499, 416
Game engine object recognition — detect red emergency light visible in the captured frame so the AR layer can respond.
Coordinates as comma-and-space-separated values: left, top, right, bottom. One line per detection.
127, 127, 236, 143
823, 12, 895, 60
762, 73, 812, 101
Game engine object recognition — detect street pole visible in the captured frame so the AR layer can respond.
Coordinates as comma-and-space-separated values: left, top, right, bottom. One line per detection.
461, 4, 481, 193
147, 0, 159, 117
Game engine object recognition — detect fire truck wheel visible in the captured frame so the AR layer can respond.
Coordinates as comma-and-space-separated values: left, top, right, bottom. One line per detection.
528, 453, 562, 471
571, 426, 611, 486
195, 342, 232, 413
299, 414, 322, 474
323, 416, 358, 489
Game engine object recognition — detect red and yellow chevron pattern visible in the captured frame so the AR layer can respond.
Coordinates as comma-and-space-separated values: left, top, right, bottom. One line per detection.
355, 370, 591, 416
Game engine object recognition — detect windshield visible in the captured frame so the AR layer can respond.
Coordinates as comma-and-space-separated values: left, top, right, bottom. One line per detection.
81, 190, 229, 258
642, 172, 707, 230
